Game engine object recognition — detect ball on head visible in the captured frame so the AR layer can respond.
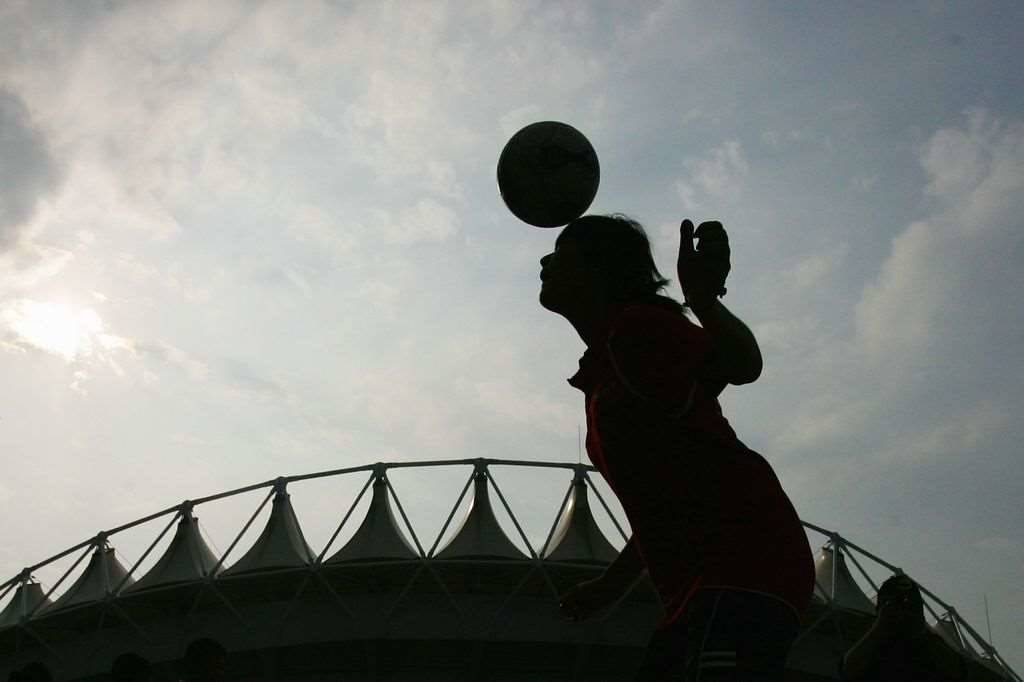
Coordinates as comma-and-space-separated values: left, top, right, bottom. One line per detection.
497, 121, 600, 228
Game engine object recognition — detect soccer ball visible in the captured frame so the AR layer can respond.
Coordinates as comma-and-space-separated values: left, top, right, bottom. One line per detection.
497, 121, 600, 228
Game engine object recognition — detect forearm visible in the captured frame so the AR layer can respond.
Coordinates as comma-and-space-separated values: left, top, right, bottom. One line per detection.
689, 299, 762, 385
600, 535, 647, 590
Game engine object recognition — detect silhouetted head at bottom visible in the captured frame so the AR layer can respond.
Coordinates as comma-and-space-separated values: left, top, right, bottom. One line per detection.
877, 574, 926, 633
181, 638, 227, 682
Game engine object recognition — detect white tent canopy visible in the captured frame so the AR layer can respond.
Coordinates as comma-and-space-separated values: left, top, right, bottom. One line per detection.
327, 476, 418, 563
127, 513, 219, 592
434, 471, 526, 560
542, 476, 617, 564
222, 489, 315, 576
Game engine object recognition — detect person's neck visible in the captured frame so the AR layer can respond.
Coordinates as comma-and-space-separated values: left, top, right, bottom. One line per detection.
566, 300, 616, 348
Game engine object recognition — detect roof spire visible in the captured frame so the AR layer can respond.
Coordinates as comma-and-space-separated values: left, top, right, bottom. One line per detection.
50, 541, 134, 611
327, 471, 418, 563
127, 509, 220, 592
813, 544, 875, 613
223, 483, 315, 576
434, 465, 526, 560
0, 578, 53, 628
542, 474, 617, 564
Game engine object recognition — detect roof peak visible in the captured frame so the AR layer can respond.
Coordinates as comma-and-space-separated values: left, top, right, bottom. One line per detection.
433, 470, 527, 560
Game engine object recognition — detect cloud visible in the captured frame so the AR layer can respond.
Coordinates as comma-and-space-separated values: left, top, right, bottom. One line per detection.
379, 198, 460, 246
854, 111, 1024, 366
219, 357, 289, 400
675, 140, 749, 211
784, 245, 848, 292
133, 340, 210, 382
864, 401, 1009, 473
0, 298, 128, 361
0, 242, 73, 295
766, 110, 1024, 466
0, 88, 61, 250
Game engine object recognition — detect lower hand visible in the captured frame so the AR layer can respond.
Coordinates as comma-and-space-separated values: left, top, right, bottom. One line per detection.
558, 575, 621, 622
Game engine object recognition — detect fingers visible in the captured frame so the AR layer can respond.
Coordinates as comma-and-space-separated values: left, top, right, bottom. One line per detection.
679, 219, 695, 255
695, 221, 730, 261
693, 220, 727, 244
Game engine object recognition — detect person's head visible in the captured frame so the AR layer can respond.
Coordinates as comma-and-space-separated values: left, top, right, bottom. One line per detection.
539, 214, 677, 320
181, 638, 226, 682
877, 574, 926, 632
111, 652, 152, 682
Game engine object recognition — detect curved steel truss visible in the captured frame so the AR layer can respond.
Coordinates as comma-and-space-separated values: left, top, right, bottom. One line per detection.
0, 457, 1018, 681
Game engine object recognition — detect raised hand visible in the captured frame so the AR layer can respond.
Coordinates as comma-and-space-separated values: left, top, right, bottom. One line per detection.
677, 219, 730, 311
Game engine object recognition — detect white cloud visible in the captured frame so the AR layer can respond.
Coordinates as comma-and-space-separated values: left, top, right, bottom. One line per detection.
457, 377, 577, 436
774, 395, 870, 452
0, 298, 124, 362
0, 242, 73, 294
784, 245, 848, 292
762, 111, 1024, 463
864, 400, 1009, 469
855, 112, 1024, 365
287, 204, 360, 259
133, 340, 210, 382
381, 198, 460, 246
675, 140, 749, 211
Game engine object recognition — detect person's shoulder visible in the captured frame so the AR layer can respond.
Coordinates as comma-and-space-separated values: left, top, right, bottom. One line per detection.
614, 299, 702, 340
617, 297, 691, 325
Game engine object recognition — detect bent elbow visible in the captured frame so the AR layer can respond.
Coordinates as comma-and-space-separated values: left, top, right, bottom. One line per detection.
730, 358, 763, 386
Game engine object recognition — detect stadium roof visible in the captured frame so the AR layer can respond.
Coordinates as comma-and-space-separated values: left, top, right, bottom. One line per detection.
221, 484, 315, 576
542, 473, 618, 564
0, 581, 50, 628
433, 469, 527, 560
49, 545, 133, 612
326, 473, 418, 563
813, 545, 876, 613
126, 511, 219, 592
0, 458, 1017, 681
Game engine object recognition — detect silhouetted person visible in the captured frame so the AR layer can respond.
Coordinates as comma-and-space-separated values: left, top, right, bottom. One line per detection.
841, 575, 967, 681
180, 638, 226, 682
112, 652, 153, 682
546, 215, 813, 681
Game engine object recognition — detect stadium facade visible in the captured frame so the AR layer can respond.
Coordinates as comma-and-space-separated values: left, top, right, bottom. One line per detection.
1, 458, 1018, 680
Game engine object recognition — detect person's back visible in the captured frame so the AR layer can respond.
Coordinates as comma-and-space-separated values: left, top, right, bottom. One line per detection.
543, 214, 812, 680
575, 299, 813, 624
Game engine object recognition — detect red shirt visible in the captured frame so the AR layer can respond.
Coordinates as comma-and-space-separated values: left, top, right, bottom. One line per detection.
568, 302, 813, 625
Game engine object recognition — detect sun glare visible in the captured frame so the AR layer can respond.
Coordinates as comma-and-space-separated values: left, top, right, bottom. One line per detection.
3, 300, 112, 361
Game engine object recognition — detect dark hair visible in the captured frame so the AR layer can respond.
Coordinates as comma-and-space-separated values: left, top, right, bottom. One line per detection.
112, 653, 152, 682
557, 214, 681, 311
877, 574, 924, 608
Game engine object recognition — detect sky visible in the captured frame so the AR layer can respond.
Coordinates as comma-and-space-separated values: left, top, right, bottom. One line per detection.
1, 0, 1022, 672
